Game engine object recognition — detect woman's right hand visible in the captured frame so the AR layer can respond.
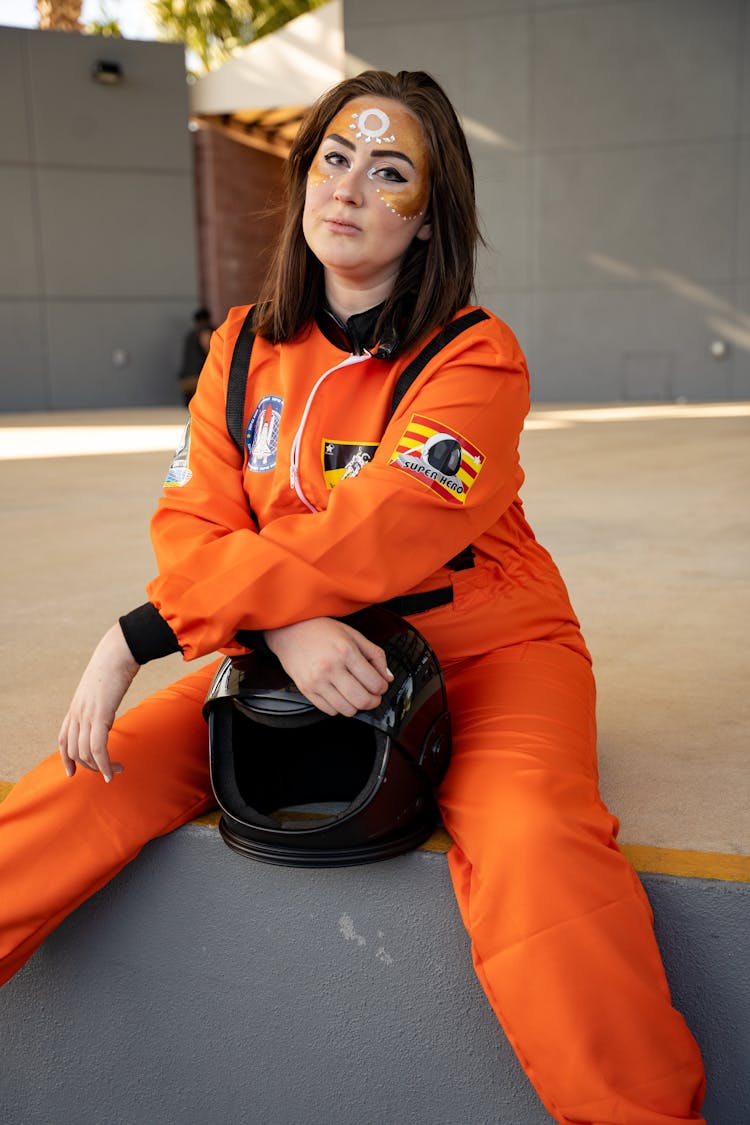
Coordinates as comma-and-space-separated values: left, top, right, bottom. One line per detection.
263, 617, 393, 717
58, 623, 140, 783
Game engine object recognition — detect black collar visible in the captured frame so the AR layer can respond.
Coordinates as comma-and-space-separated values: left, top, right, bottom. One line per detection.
316, 302, 397, 359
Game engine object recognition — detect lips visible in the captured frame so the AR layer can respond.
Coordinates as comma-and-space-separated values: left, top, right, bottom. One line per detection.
325, 216, 361, 234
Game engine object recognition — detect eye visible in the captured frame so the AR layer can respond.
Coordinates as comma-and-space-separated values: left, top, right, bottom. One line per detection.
323, 150, 349, 169
369, 165, 408, 184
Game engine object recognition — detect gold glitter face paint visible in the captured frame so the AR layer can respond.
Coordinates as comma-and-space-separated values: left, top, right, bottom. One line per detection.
307, 163, 334, 188
308, 97, 430, 222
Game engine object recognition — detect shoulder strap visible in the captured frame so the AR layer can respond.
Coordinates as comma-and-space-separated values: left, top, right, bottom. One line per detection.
226, 308, 256, 454
390, 307, 489, 415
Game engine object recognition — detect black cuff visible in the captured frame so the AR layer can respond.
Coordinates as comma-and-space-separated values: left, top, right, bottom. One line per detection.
234, 629, 271, 653
119, 602, 181, 665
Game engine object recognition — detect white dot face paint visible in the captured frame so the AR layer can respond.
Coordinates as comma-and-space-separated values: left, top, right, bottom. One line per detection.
307, 97, 430, 222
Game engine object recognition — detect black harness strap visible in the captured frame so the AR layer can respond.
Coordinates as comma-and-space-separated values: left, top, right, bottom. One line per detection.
226, 308, 257, 455
379, 587, 454, 617
390, 307, 490, 414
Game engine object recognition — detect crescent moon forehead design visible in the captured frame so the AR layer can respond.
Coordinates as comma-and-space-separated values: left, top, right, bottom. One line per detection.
349, 107, 396, 145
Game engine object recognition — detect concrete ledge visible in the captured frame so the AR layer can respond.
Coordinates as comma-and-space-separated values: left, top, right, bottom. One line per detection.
2, 817, 748, 1125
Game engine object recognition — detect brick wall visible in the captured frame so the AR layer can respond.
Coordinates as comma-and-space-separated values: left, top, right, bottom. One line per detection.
193, 126, 285, 324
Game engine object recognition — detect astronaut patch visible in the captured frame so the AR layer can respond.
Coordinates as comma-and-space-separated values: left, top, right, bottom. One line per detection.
164, 421, 192, 487
389, 414, 485, 504
246, 395, 282, 472
322, 440, 379, 489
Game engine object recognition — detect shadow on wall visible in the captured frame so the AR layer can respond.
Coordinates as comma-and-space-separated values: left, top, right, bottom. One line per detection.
589, 252, 750, 355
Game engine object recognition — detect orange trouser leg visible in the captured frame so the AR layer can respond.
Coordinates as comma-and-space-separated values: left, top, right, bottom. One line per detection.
438, 640, 706, 1125
0, 659, 220, 987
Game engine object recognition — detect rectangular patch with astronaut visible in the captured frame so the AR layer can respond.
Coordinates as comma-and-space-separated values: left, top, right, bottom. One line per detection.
389, 414, 485, 504
322, 440, 379, 489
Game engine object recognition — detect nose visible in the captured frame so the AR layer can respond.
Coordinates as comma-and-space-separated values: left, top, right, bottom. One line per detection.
333, 167, 364, 206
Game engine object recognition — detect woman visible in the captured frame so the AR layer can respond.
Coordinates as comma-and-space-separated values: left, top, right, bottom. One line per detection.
0, 70, 705, 1124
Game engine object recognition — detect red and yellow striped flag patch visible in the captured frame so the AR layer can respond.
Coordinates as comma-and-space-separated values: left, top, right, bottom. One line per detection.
389, 414, 485, 504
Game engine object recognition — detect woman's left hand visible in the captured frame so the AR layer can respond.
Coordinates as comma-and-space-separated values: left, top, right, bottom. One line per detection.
263, 617, 393, 717
58, 623, 140, 782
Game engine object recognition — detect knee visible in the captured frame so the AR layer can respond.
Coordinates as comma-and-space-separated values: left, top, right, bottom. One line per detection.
449, 770, 618, 877
449, 778, 624, 945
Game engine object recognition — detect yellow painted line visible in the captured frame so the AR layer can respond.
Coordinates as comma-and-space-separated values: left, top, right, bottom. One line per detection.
193, 809, 222, 828
2, 781, 748, 883
419, 827, 453, 853
618, 844, 750, 884
418, 829, 750, 883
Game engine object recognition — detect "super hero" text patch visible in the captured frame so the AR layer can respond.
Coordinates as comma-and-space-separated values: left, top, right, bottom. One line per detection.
389, 414, 485, 504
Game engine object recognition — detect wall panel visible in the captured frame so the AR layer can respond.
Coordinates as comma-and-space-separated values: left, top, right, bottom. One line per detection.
531, 285, 738, 401
0, 167, 41, 298
27, 34, 191, 171
45, 300, 192, 409
532, 0, 740, 149
476, 157, 531, 291
36, 169, 197, 300
0, 302, 48, 411
533, 143, 736, 289
0, 28, 31, 164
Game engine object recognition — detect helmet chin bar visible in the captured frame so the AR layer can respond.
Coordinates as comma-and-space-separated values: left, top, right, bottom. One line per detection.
205, 607, 452, 868
217, 804, 435, 868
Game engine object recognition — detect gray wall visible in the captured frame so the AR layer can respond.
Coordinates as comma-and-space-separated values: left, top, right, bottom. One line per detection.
4, 8, 748, 409
345, 0, 750, 401
1, 823, 748, 1124
0, 28, 198, 410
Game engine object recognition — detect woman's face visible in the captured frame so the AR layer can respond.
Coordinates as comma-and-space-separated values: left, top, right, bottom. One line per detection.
302, 96, 432, 299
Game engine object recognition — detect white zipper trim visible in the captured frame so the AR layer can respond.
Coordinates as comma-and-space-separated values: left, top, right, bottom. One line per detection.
289, 351, 371, 513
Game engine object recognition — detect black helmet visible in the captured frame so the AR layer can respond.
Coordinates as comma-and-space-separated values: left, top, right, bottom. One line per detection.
204, 606, 451, 867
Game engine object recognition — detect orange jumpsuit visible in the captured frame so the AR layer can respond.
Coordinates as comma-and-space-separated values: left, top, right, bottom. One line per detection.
0, 305, 705, 1124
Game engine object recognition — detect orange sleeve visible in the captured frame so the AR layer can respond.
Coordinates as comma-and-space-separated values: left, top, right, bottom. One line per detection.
147, 316, 530, 660
152, 311, 259, 558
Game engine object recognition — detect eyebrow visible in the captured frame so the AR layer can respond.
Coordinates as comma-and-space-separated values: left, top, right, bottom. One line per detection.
324, 133, 416, 169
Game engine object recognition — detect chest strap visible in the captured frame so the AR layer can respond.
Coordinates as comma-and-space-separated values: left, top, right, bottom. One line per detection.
378, 586, 454, 617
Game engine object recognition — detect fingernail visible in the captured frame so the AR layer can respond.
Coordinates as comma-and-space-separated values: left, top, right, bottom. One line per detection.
103, 775, 111, 784
386, 667, 394, 679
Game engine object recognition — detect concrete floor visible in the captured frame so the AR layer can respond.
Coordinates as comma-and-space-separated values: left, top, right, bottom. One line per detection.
1, 402, 748, 855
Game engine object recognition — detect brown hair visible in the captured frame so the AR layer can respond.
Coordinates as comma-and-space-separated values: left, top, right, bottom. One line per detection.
252, 70, 481, 356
